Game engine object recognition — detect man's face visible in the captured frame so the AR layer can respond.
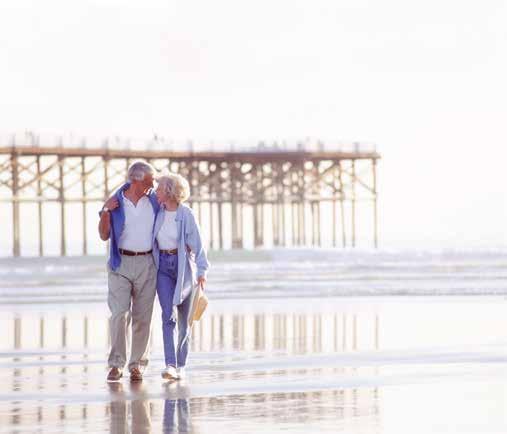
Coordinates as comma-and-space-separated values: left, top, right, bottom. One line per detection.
142, 173, 154, 190
132, 173, 154, 192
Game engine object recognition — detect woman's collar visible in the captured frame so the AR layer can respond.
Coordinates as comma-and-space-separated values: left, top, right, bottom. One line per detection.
162, 202, 182, 220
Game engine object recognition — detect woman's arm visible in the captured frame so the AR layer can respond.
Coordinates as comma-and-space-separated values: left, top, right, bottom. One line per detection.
185, 209, 210, 281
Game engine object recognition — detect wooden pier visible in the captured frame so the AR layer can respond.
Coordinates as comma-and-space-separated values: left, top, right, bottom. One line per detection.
0, 136, 380, 256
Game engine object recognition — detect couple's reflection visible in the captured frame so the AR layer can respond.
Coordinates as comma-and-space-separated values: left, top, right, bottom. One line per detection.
162, 381, 194, 434
163, 397, 191, 433
109, 382, 151, 434
108, 381, 194, 434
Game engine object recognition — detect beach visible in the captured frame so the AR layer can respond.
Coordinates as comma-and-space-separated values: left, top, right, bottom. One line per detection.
1, 249, 507, 433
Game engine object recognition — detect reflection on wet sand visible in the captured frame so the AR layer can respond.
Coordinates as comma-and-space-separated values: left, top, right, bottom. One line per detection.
4, 295, 507, 432
1, 355, 382, 432
108, 382, 197, 434
109, 383, 151, 434
2, 310, 380, 354
0, 379, 380, 433
195, 312, 380, 353
0, 306, 382, 433
105, 382, 379, 434
163, 399, 190, 434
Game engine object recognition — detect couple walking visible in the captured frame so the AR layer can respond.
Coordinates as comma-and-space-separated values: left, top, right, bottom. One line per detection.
98, 161, 209, 382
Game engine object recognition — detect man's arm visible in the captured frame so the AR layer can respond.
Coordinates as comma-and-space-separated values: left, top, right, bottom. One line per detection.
98, 211, 111, 241
98, 197, 119, 241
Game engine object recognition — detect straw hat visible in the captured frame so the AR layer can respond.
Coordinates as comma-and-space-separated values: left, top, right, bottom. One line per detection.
189, 284, 208, 326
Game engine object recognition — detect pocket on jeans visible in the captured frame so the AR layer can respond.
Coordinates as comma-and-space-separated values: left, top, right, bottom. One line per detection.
161, 254, 176, 271
169, 257, 178, 272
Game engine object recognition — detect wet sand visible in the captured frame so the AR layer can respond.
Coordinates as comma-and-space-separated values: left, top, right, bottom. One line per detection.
2, 295, 507, 433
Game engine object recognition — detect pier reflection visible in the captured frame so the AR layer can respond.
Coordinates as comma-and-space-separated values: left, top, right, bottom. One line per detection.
0, 306, 382, 433
0, 374, 380, 432
1, 309, 380, 354
104, 386, 379, 434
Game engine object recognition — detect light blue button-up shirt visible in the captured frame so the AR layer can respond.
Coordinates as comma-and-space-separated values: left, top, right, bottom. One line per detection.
152, 202, 210, 306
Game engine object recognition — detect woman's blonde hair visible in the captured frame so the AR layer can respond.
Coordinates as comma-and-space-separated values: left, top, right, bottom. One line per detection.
157, 172, 190, 204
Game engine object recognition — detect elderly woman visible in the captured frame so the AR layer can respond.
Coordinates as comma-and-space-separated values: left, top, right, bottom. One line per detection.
153, 172, 210, 380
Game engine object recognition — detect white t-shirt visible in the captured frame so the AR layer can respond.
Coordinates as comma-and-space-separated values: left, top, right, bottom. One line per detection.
118, 193, 154, 252
156, 210, 179, 250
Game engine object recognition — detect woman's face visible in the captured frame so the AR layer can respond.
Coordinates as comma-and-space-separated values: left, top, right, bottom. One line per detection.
155, 184, 167, 204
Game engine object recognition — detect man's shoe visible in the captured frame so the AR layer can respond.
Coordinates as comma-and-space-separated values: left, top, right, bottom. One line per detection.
130, 367, 143, 382
176, 367, 186, 379
161, 365, 179, 380
107, 367, 123, 382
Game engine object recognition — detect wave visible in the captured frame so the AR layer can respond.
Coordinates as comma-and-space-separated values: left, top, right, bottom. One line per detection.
1, 248, 507, 303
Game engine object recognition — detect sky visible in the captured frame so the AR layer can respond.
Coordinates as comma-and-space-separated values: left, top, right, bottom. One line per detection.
1, 0, 507, 250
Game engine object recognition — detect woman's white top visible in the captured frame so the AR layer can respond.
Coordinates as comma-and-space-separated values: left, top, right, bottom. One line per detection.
118, 193, 154, 252
156, 210, 179, 250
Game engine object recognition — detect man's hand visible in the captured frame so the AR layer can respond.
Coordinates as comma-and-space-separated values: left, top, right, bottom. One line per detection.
103, 196, 119, 212
98, 196, 118, 241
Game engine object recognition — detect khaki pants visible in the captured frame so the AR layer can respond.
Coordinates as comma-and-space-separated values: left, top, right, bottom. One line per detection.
107, 254, 157, 371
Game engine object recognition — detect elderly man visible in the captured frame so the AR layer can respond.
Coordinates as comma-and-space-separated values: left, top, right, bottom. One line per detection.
98, 160, 160, 382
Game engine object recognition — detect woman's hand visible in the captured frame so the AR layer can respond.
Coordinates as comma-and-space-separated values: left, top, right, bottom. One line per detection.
197, 276, 206, 290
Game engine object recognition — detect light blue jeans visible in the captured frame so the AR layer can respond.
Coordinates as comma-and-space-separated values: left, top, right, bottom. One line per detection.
156, 253, 193, 367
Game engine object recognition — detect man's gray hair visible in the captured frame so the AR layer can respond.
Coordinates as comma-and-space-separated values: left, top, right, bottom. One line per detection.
127, 161, 156, 182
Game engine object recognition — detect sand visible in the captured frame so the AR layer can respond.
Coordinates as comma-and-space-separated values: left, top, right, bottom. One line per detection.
1, 250, 507, 433
1, 295, 507, 433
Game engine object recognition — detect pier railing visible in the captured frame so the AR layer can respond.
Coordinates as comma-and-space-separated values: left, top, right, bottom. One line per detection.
0, 132, 377, 154
0, 133, 380, 256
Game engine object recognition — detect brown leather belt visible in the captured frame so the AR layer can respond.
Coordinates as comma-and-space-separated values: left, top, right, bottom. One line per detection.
119, 248, 152, 256
160, 248, 178, 255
